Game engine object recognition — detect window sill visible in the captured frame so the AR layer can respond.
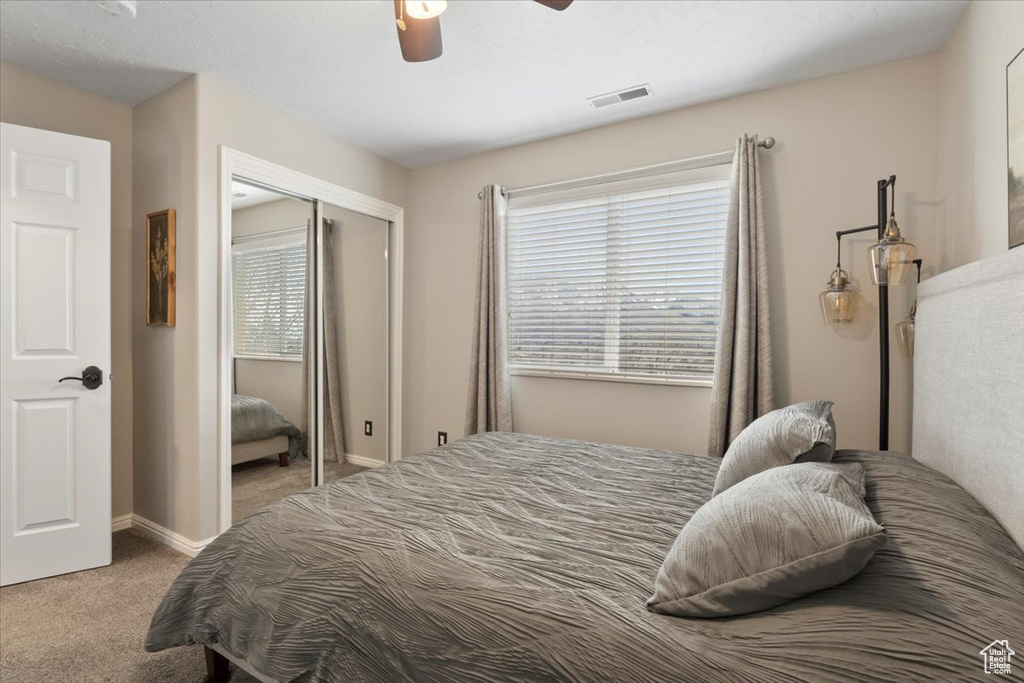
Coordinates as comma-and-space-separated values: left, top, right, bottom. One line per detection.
509, 368, 712, 388
234, 355, 302, 363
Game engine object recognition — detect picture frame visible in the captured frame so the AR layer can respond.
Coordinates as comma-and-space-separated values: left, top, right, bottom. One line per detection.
147, 208, 176, 326
1008, 47, 1024, 249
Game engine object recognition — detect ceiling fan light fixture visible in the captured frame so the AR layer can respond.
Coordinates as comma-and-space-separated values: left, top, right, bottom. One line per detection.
94, 0, 137, 19
405, 0, 447, 20
534, 0, 574, 9
394, 0, 443, 62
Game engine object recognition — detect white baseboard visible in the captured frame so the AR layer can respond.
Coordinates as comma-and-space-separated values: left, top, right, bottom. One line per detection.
111, 513, 133, 532
345, 453, 385, 469
112, 514, 216, 557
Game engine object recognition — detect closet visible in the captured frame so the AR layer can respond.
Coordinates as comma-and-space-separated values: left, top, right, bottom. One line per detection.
226, 174, 395, 523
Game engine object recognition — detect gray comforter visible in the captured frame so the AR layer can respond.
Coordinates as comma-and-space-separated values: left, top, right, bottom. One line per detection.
231, 394, 304, 455
147, 432, 1024, 682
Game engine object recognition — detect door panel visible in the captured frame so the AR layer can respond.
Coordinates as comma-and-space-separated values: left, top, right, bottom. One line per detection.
12, 150, 78, 203
14, 398, 77, 533
1, 122, 111, 586
13, 223, 77, 356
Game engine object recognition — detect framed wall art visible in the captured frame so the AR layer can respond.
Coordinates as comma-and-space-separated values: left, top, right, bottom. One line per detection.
1008, 47, 1024, 249
147, 208, 176, 326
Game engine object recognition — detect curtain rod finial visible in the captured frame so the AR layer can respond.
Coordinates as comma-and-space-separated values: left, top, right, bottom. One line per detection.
758, 137, 775, 149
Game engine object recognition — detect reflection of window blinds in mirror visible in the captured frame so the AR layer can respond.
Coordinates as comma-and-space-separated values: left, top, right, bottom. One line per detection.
233, 236, 306, 359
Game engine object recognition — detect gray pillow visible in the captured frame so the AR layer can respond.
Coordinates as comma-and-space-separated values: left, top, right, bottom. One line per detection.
647, 462, 886, 618
713, 399, 836, 496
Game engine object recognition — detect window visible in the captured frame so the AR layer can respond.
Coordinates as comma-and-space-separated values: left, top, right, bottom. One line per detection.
232, 231, 306, 360
506, 162, 731, 384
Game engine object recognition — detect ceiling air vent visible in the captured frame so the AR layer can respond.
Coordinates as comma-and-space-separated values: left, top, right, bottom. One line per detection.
587, 84, 653, 109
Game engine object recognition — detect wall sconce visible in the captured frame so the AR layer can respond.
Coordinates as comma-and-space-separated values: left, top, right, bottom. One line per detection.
820, 248, 857, 326
821, 175, 924, 450
868, 191, 916, 286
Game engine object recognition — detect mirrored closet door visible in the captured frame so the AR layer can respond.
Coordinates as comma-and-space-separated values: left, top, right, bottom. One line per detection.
316, 202, 389, 485
226, 178, 395, 524
229, 179, 314, 523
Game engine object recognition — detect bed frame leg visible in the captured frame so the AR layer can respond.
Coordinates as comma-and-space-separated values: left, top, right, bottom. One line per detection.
205, 646, 230, 683
278, 452, 289, 467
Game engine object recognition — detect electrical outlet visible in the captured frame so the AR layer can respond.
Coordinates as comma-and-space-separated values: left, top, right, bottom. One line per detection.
437, 431, 448, 446
364, 420, 372, 436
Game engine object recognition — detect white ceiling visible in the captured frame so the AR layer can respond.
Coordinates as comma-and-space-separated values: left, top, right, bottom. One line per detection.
230, 179, 289, 210
0, 0, 966, 168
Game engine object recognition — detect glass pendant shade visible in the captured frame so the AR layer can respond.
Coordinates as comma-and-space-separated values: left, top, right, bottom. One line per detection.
820, 268, 858, 326
896, 309, 916, 359
869, 214, 916, 285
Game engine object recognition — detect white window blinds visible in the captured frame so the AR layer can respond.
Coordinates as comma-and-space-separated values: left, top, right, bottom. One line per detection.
507, 163, 732, 382
232, 232, 306, 359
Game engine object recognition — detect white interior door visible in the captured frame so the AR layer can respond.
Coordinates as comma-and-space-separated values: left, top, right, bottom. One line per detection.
0, 122, 112, 586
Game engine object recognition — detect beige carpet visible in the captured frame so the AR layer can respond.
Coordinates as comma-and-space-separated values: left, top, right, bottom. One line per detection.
232, 457, 366, 523
0, 530, 257, 682
1, 462, 367, 682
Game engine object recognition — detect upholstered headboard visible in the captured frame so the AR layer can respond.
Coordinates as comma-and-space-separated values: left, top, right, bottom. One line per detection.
913, 248, 1024, 551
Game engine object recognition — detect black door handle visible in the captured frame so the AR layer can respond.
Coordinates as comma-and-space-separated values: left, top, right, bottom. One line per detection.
59, 366, 103, 390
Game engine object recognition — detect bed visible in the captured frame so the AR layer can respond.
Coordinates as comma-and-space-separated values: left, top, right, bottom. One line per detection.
148, 249, 1024, 681
231, 394, 304, 467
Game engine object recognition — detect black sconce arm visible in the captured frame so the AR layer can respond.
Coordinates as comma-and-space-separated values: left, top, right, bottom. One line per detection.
833, 224, 882, 268
836, 225, 881, 239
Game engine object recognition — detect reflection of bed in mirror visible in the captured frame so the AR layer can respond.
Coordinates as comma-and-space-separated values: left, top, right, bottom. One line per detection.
224, 174, 396, 530
229, 178, 316, 523
230, 394, 302, 466
231, 436, 289, 467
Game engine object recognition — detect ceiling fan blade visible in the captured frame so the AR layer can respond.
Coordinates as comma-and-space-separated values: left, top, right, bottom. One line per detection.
394, 0, 443, 62
534, 0, 573, 9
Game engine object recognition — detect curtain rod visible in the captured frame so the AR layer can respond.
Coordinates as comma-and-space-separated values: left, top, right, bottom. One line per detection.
479, 136, 776, 200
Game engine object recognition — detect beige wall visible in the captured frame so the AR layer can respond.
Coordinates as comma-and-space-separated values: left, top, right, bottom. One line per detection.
131, 76, 201, 537
231, 197, 312, 428
231, 196, 311, 238
189, 75, 410, 539
323, 204, 389, 464
7, 2, 1007, 544
0, 62, 135, 521
129, 74, 409, 542
936, 0, 1024, 269
405, 55, 942, 458
234, 359, 303, 426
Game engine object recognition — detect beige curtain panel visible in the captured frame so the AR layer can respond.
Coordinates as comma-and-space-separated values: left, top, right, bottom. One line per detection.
465, 185, 512, 435
301, 218, 346, 464
321, 219, 346, 463
300, 220, 316, 463
707, 135, 775, 457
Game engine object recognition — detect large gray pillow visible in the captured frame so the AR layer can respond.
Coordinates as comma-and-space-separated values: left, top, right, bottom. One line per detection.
713, 399, 836, 495
647, 462, 886, 618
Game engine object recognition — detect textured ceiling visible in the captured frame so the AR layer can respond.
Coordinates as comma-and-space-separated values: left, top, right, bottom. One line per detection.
230, 180, 290, 210
0, 0, 966, 168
